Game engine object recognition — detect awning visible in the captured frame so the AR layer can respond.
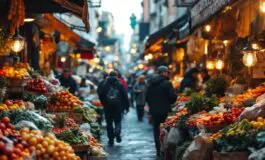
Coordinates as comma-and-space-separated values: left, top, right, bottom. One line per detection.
144, 13, 190, 54
0, 0, 89, 32
75, 36, 96, 59
38, 14, 80, 48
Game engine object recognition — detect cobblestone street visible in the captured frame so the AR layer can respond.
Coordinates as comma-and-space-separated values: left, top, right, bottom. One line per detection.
101, 108, 158, 160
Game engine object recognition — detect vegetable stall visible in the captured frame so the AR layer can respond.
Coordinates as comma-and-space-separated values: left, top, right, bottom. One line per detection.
160, 75, 265, 160
0, 62, 107, 159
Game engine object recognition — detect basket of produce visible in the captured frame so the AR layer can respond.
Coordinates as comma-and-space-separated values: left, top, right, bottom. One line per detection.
72, 144, 90, 152
68, 112, 84, 123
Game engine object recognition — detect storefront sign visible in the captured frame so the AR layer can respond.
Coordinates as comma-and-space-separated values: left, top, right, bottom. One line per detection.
176, 0, 198, 7
191, 0, 231, 28
253, 52, 265, 79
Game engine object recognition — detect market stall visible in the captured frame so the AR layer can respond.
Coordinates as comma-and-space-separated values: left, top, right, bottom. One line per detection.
0, 63, 107, 159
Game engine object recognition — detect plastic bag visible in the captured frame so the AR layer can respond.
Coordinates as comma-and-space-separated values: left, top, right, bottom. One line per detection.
248, 147, 265, 160
239, 99, 265, 121
182, 134, 213, 160
256, 93, 265, 103
160, 128, 169, 153
15, 120, 39, 130
166, 127, 181, 149
80, 123, 91, 136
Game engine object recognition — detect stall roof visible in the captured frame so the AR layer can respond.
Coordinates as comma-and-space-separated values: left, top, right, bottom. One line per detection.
145, 13, 190, 49
0, 0, 89, 32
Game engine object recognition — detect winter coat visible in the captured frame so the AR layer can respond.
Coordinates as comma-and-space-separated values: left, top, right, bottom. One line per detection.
59, 76, 78, 94
146, 75, 177, 116
133, 82, 147, 106
179, 68, 199, 93
97, 77, 129, 114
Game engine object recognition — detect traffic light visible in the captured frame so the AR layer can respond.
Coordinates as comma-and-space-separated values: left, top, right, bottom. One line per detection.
130, 14, 137, 29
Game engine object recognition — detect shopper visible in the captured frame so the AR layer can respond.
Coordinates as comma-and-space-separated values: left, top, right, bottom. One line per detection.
179, 68, 200, 93
59, 69, 78, 94
117, 72, 128, 90
146, 66, 177, 156
133, 75, 147, 121
97, 71, 129, 146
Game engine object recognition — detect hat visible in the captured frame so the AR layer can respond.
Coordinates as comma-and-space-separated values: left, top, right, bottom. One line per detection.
158, 66, 170, 74
109, 71, 118, 77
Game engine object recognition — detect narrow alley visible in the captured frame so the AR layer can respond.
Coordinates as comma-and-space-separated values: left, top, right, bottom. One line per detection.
101, 109, 157, 160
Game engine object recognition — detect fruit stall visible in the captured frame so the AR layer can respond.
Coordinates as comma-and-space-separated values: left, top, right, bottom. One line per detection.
0, 62, 107, 159
160, 75, 265, 160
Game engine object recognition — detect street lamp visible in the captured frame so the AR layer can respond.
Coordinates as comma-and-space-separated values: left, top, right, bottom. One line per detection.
206, 60, 215, 70
204, 25, 211, 32
215, 59, 224, 73
261, 1, 265, 12
11, 30, 25, 53
96, 27, 102, 33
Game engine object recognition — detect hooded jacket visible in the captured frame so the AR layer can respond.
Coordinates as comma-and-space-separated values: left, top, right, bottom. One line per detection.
146, 75, 177, 116
97, 77, 129, 113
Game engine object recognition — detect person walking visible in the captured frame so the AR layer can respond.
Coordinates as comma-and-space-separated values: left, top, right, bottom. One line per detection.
133, 75, 147, 121
179, 68, 200, 93
59, 69, 78, 94
146, 66, 177, 156
97, 71, 130, 146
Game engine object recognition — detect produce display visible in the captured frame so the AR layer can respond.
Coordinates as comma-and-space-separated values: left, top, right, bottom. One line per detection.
186, 108, 244, 128
87, 135, 107, 156
184, 93, 219, 114
0, 110, 53, 131
52, 116, 79, 135
26, 79, 48, 93
0, 66, 29, 79
0, 100, 25, 111
161, 108, 188, 128
20, 128, 80, 160
48, 90, 83, 112
0, 117, 32, 159
232, 85, 265, 107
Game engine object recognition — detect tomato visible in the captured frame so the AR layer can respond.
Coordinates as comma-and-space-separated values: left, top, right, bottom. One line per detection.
0, 123, 6, 131
1, 117, 10, 125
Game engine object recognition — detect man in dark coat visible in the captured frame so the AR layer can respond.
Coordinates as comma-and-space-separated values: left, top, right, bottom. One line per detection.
59, 69, 78, 94
97, 71, 129, 146
179, 68, 200, 93
146, 66, 177, 156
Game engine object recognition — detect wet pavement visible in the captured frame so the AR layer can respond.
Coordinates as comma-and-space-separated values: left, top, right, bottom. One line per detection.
101, 108, 158, 160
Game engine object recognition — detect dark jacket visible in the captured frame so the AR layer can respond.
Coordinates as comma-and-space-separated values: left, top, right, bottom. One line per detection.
97, 77, 129, 113
59, 76, 78, 94
146, 75, 177, 116
179, 68, 199, 93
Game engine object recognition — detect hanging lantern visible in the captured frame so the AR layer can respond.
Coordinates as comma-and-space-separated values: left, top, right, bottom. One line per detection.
206, 60, 215, 70
243, 52, 257, 67
261, 1, 265, 12
215, 60, 224, 70
11, 35, 25, 53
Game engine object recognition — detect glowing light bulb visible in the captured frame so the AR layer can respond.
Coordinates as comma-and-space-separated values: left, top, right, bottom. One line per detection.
204, 25, 211, 32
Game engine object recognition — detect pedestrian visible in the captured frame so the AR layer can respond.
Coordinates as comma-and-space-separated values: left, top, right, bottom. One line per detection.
97, 71, 130, 146
179, 68, 200, 93
146, 66, 177, 156
59, 69, 78, 94
133, 75, 147, 121
77, 78, 90, 101
117, 72, 128, 90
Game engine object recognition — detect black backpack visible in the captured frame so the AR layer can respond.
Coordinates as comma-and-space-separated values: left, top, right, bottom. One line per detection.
106, 85, 121, 105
